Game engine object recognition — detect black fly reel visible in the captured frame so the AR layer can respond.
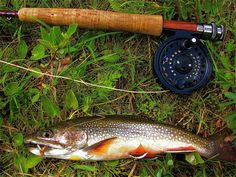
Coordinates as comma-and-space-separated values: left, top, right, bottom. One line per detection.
153, 31, 212, 94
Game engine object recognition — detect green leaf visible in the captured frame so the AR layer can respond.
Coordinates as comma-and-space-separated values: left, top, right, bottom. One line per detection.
29, 88, 41, 103
82, 96, 92, 113
165, 153, 174, 166
85, 42, 96, 59
42, 96, 60, 118
73, 165, 97, 172
15, 155, 28, 173
15, 154, 42, 173
65, 24, 78, 38
40, 27, 50, 42
167, 159, 174, 166
39, 39, 55, 50
65, 90, 79, 110
13, 133, 23, 146
51, 26, 63, 45
185, 152, 204, 165
25, 154, 43, 169
0, 116, 3, 126
224, 92, 236, 101
32, 92, 41, 103
31, 44, 46, 61
225, 111, 236, 134
155, 170, 163, 177
4, 82, 21, 96
219, 101, 235, 109
17, 40, 28, 59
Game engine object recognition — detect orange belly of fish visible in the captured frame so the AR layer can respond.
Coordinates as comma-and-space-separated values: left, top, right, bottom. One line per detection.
85, 138, 196, 160
86, 139, 163, 160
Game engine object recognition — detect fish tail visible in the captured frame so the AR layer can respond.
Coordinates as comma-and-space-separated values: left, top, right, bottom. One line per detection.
208, 129, 236, 162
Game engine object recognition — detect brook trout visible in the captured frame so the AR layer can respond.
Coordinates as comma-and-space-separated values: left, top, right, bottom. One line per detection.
24, 115, 236, 162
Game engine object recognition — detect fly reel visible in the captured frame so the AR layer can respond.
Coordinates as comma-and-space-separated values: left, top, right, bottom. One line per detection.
153, 31, 212, 94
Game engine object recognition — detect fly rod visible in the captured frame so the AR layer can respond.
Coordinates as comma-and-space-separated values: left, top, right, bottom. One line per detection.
0, 8, 224, 40
0, 8, 225, 94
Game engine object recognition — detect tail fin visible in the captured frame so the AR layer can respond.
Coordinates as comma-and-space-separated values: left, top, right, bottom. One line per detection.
209, 129, 236, 162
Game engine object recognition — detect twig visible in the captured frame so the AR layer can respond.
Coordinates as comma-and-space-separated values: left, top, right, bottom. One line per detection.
128, 162, 137, 177
0, 59, 168, 94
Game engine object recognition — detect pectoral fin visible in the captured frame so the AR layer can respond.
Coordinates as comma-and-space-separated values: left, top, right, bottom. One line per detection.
84, 137, 117, 156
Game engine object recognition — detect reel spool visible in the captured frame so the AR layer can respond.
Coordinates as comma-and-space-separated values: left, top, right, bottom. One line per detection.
153, 31, 212, 94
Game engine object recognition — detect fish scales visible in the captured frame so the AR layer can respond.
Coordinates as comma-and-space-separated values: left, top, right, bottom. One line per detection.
24, 115, 236, 162
69, 116, 209, 152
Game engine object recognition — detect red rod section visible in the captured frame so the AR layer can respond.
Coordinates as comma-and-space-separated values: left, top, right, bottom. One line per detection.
164, 20, 197, 32
0, 10, 18, 17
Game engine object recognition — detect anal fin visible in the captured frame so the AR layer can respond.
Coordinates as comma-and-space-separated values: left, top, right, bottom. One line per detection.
129, 144, 158, 159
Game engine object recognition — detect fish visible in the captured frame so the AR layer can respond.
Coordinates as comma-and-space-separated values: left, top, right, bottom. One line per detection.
24, 115, 236, 162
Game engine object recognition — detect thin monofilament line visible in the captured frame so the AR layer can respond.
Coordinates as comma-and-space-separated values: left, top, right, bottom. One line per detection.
0, 59, 167, 94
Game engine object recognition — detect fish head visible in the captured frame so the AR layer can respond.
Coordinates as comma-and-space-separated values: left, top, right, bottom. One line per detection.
24, 123, 88, 158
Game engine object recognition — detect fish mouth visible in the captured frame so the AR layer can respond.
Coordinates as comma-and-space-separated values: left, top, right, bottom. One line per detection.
25, 138, 64, 149
26, 142, 53, 151
24, 138, 74, 157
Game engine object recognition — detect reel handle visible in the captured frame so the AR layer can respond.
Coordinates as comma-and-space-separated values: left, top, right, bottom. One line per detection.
18, 8, 163, 36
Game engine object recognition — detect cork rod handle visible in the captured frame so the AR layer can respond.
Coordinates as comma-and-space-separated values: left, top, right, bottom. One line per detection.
18, 8, 163, 36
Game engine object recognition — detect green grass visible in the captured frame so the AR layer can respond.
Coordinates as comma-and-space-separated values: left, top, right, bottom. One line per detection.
0, 0, 236, 176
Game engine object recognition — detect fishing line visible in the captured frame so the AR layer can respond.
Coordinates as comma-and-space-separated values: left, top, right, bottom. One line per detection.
0, 59, 168, 94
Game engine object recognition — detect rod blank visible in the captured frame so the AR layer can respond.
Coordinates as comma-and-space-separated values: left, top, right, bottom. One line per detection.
0, 10, 18, 17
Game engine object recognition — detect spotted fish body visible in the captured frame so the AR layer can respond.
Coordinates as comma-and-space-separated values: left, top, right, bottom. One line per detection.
25, 115, 236, 162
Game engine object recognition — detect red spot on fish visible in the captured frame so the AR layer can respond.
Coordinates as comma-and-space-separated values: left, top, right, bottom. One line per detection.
166, 146, 195, 152
86, 137, 117, 155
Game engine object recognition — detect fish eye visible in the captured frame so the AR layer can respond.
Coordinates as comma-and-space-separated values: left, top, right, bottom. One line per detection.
42, 130, 53, 138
